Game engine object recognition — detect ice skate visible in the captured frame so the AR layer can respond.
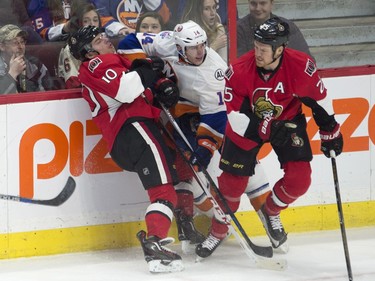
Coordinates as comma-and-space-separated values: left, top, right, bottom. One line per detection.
175, 210, 206, 254
257, 205, 289, 254
195, 232, 224, 259
137, 230, 184, 273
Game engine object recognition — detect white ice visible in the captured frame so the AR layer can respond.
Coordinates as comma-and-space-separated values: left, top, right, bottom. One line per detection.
0, 226, 374, 281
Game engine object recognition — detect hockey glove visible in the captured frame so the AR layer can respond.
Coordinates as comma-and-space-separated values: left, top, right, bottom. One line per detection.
320, 122, 343, 158
258, 116, 297, 147
189, 137, 217, 171
154, 78, 180, 108
243, 111, 262, 143
130, 63, 158, 89
130, 56, 165, 72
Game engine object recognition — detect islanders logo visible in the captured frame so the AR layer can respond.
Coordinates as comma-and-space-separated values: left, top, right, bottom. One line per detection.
117, 0, 143, 30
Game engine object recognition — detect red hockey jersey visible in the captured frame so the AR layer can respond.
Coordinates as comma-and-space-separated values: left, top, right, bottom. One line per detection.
225, 48, 332, 150
78, 53, 160, 151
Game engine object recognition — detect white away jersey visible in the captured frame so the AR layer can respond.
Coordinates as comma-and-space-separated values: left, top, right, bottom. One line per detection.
118, 31, 228, 146
117, 31, 177, 60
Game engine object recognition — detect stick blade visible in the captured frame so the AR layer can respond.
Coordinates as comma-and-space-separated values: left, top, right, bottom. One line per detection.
48, 176, 76, 206
20, 176, 76, 206
251, 243, 273, 258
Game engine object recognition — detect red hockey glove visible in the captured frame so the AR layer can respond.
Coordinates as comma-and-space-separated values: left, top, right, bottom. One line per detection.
258, 116, 297, 147
320, 123, 343, 158
154, 78, 180, 108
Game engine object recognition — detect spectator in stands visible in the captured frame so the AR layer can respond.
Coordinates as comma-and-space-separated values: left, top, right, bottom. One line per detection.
135, 12, 165, 33
0, 24, 53, 94
237, 0, 312, 58
165, 0, 229, 29
11, 0, 89, 42
58, 2, 102, 88
92, 0, 171, 37
181, 0, 227, 62
9, 0, 43, 44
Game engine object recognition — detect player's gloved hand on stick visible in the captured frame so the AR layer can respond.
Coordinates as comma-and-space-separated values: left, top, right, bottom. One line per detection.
154, 78, 180, 108
189, 137, 217, 171
258, 116, 297, 147
320, 122, 343, 158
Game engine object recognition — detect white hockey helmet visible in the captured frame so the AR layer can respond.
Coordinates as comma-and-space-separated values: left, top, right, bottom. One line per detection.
173, 20, 207, 60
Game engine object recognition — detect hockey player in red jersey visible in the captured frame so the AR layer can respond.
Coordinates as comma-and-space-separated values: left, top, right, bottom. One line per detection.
196, 17, 343, 258
117, 21, 228, 254
68, 26, 183, 273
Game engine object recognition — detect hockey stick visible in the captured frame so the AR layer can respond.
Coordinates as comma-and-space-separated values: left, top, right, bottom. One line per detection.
0, 176, 76, 206
178, 147, 286, 270
330, 150, 353, 281
159, 104, 286, 270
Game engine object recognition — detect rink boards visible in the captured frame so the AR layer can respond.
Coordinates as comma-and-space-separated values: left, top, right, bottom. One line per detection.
0, 67, 374, 259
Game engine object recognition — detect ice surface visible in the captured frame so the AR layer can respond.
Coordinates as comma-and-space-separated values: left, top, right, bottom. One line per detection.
0, 226, 374, 281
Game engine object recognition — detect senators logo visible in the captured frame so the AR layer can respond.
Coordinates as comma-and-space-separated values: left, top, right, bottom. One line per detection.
88, 57, 102, 73
252, 88, 283, 119
291, 133, 304, 147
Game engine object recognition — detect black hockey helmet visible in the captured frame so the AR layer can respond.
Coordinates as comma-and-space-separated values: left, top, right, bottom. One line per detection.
254, 17, 289, 50
69, 25, 100, 61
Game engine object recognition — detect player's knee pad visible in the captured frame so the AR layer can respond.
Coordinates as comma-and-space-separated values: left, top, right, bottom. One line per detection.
218, 172, 249, 212
147, 183, 177, 208
219, 172, 248, 198
283, 161, 312, 198
271, 161, 312, 208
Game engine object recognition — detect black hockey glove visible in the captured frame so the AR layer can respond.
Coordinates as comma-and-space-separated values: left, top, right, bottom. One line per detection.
130, 63, 157, 89
258, 117, 297, 147
320, 122, 343, 158
243, 111, 262, 143
154, 78, 180, 108
130, 56, 165, 72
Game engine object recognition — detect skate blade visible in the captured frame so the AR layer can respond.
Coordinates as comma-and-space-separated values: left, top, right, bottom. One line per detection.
181, 240, 196, 255
148, 260, 184, 273
273, 242, 289, 254
195, 255, 204, 263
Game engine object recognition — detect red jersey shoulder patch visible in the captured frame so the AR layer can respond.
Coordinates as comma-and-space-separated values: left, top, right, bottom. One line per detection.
225, 65, 234, 80
88, 57, 103, 73
304, 59, 317, 77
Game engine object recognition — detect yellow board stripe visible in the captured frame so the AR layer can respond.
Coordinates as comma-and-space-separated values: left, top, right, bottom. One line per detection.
1, 201, 374, 259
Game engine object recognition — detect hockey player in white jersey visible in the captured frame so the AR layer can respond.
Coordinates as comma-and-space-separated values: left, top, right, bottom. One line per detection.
118, 21, 285, 255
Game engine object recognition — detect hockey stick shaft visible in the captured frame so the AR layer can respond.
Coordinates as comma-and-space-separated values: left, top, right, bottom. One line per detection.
160, 103, 273, 258
183, 157, 286, 270
330, 151, 353, 281
0, 176, 76, 206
